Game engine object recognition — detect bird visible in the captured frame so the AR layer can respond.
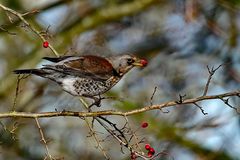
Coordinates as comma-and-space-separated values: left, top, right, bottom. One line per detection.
14, 54, 147, 105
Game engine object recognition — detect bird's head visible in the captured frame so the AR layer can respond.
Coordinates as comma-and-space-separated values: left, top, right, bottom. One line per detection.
107, 54, 148, 76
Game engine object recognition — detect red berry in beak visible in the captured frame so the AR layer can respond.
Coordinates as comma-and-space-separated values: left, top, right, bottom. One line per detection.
140, 59, 148, 67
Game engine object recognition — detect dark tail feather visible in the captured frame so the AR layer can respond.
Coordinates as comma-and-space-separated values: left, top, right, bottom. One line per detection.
13, 69, 47, 76
43, 56, 73, 62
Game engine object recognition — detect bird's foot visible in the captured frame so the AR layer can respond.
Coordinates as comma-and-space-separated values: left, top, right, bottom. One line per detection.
88, 96, 119, 108
88, 96, 102, 108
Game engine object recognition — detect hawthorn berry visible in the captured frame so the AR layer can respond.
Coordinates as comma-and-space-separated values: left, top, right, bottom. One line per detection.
148, 151, 153, 158
43, 41, 49, 48
149, 147, 155, 154
140, 58, 148, 67
145, 144, 151, 150
131, 152, 137, 160
141, 122, 148, 128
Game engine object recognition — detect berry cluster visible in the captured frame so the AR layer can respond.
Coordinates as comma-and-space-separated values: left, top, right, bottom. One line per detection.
145, 144, 155, 158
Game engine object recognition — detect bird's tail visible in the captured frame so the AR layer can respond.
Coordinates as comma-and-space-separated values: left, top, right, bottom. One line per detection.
13, 69, 47, 76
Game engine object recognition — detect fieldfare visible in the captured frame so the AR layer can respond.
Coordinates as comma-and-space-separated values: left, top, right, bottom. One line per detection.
14, 54, 147, 104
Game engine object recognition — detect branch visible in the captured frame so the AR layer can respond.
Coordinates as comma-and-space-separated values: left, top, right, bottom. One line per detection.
84, 117, 110, 159
0, 3, 59, 57
194, 102, 208, 115
0, 91, 239, 119
79, 98, 110, 159
35, 118, 54, 160
203, 64, 222, 96
96, 117, 148, 159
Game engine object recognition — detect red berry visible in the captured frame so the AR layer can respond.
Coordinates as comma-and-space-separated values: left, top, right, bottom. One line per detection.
149, 147, 155, 154
145, 144, 151, 150
141, 122, 148, 128
140, 59, 148, 67
148, 151, 153, 158
131, 152, 137, 160
43, 41, 49, 48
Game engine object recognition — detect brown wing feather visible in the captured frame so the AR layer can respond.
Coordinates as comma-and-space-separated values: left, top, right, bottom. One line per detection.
62, 55, 115, 80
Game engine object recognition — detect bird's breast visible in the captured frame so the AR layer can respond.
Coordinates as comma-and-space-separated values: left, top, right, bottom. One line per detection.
60, 76, 121, 97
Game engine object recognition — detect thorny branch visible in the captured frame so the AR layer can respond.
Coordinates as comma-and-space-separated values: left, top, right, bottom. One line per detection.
79, 98, 110, 159
84, 117, 110, 159
0, 91, 239, 119
80, 97, 147, 159
95, 117, 148, 159
35, 118, 54, 160
12, 75, 29, 111
176, 94, 186, 104
0, 3, 59, 57
219, 97, 240, 113
203, 64, 223, 96
150, 86, 157, 106
194, 102, 208, 115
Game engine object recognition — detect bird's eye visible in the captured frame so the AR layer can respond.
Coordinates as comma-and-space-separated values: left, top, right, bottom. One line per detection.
127, 58, 134, 64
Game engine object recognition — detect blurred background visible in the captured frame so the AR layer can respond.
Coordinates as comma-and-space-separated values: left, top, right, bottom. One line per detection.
0, 0, 240, 159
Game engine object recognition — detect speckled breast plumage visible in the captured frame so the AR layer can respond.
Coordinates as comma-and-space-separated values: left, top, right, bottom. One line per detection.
60, 76, 120, 97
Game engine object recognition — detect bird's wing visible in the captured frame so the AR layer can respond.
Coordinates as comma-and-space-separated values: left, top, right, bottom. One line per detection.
42, 56, 74, 62
43, 55, 117, 80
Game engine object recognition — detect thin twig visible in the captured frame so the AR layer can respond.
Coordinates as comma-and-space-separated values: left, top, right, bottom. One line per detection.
12, 75, 21, 111
84, 117, 110, 160
219, 97, 239, 113
203, 64, 222, 96
124, 116, 143, 152
12, 75, 29, 111
79, 98, 110, 159
150, 86, 157, 106
0, 3, 59, 57
35, 118, 54, 160
176, 94, 186, 104
193, 102, 208, 115
96, 117, 148, 159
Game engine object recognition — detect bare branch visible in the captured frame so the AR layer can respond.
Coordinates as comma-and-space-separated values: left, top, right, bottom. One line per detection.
0, 91, 238, 119
176, 94, 186, 104
84, 117, 110, 159
0, 3, 59, 57
79, 98, 110, 159
203, 64, 223, 96
12, 75, 29, 111
194, 102, 208, 115
96, 117, 148, 159
35, 118, 54, 160
150, 86, 157, 106
219, 97, 240, 113
124, 116, 143, 152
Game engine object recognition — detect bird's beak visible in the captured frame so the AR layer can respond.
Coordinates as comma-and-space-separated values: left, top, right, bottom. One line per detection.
132, 58, 148, 67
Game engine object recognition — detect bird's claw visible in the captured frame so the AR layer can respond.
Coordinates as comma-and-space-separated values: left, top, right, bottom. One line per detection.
88, 97, 102, 108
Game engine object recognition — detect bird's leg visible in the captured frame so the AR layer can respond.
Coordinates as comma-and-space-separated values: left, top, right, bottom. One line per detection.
88, 95, 102, 108
87, 95, 119, 108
